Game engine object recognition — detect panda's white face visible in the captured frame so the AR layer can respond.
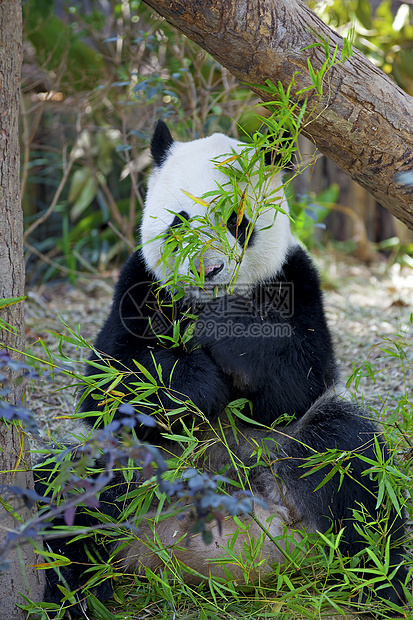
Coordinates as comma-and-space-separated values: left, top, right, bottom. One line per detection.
141, 128, 295, 301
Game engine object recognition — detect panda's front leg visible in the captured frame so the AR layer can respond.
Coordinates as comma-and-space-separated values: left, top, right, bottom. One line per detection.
80, 250, 233, 423
135, 345, 232, 419
193, 291, 338, 425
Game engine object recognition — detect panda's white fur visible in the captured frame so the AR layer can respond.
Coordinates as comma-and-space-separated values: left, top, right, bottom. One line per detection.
142, 133, 294, 299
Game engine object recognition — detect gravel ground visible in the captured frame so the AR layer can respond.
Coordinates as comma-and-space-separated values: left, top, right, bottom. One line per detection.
319, 252, 412, 421
24, 251, 413, 439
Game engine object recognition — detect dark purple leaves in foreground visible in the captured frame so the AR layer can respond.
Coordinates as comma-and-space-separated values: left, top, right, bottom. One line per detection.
0, 353, 263, 564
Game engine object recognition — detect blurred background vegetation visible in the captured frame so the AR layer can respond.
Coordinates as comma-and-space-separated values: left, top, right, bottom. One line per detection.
22, 0, 413, 284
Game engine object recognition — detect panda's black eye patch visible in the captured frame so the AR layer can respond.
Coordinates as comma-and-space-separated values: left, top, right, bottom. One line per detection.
169, 211, 190, 229
166, 211, 190, 251
226, 212, 255, 247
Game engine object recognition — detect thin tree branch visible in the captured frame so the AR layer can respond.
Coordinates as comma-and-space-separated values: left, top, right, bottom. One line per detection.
24, 151, 75, 242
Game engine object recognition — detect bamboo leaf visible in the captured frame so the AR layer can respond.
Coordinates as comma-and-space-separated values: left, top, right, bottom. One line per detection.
181, 190, 210, 208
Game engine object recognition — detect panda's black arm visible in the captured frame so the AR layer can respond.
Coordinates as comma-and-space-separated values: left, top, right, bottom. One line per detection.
81, 251, 230, 422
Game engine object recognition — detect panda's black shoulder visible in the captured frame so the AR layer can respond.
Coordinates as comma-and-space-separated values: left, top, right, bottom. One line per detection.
93, 250, 170, 355
281, 244, 321, 286
111, 249, 155, 307
277, 243, 324, 307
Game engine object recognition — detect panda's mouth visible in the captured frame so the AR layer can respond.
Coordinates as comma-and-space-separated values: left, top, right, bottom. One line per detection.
192, 258, 225, 283
184, 262, 225, 301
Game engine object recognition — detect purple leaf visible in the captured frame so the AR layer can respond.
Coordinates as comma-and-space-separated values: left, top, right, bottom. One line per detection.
136, 413, 157, 427
64, 506, 77, 526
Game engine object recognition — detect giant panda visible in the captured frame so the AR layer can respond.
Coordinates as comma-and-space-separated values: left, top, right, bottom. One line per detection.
37, 120, 407, 616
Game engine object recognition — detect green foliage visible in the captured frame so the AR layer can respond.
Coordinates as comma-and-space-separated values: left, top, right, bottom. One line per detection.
24, 0, 106, 89
289, 184, 339, 249
21, 323, 411, 618
309, 0, 413, 93
21, 333, 413, 619
10, 253, 411, 617
375, 237, 413, 268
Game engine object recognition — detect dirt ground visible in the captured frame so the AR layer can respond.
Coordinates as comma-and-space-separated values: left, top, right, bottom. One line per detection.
24, 250, 413, 439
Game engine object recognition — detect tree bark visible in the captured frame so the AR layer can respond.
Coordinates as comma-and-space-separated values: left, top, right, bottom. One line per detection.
142, 0, 413, 229
0, 0, 44, 616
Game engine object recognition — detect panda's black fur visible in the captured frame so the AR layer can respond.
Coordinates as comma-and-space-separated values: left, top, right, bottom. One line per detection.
36, 121, 407, 615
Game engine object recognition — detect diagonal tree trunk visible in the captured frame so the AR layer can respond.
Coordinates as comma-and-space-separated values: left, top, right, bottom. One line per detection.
0, 0, 44, 616
142, 0, 413, 229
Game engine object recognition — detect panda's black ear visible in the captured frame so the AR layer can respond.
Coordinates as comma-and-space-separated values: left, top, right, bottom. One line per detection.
263, 130, 294, 170
151, 120, 174, 167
